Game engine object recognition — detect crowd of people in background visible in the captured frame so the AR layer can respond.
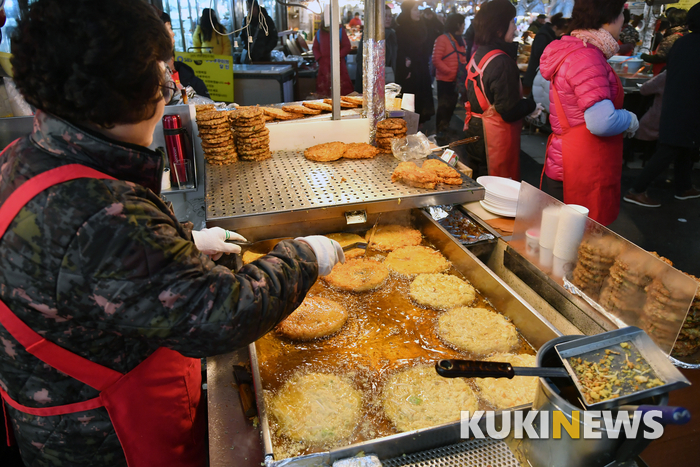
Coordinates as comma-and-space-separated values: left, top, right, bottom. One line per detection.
154, 0, 698, 226
376, 0, 699, 226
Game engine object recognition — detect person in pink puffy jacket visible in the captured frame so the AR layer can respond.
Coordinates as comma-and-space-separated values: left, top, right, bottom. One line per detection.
539, 0, 639, 225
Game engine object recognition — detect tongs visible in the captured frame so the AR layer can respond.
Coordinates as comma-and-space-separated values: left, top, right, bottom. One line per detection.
342, 242, 367, 252
436, 359, 570, 379
431, 136, 481, 152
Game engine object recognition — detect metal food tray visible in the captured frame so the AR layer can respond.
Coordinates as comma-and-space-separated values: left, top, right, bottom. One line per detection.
205, 152, 484, 231
556, 327, 691, 410
248, 209, 563, 466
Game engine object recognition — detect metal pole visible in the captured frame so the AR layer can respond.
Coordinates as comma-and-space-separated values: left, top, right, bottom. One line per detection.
330, 0, 341, 120
363, 0, 386, 143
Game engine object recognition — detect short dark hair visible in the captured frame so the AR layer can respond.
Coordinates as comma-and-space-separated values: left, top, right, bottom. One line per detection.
568, 0, 626, 31
667, 8, 687, 28
161, 11, 172, 24
445, 13, 465, 35
473, 0, 516, 45
550, 12, 568, 30
12, 0, 171, 128
538, 14, 547, 19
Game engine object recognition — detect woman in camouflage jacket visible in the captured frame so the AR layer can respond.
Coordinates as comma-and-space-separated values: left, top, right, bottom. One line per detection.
0, 1, 342, 465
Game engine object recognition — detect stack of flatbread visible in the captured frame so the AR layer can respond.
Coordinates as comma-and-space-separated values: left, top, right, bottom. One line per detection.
232, 107, 271, 162
195, 105, 237, 165
376, 118, 408, 152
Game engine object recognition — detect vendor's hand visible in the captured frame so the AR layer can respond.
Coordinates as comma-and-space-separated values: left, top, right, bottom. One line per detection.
295, 235, 345, 276
528, 103, 546, 119
625, 111, 639, 138
191, 227, 247, 260
640, 53, 652, 62
405, 57, 411, 68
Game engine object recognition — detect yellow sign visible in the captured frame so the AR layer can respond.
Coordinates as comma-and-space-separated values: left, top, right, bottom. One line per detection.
174, 52, 234, 103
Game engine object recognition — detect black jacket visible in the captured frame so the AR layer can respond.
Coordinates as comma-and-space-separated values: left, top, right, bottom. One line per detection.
240, 6, 278, 62
395, 15, 435, 123
464, 42, 535, 173
659, 31, 700, 148
522, 22, 557, 89
174, 61, 210, 98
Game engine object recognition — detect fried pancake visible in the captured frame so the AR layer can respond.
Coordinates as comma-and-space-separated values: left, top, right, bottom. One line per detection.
195, 104, 216, 113
237, 127, 270, 139
409, 273, 476, 310
422, 159, 462, 184
303, 101, 333, 112
377, 118, 407, 130
438, 307, 519, 355
382, 365, 478, 432
343, 143, 379, 159
384, 246, 451, 277
269, 372, 362, 445
323, 98, 357, 108
304, 142, 348, 161
276, 296, 348, 341
364, 224, 422, 251
391, 161, 439, 189
475, 353, 538, 409
235, 106, 263, 119
325, 232, 365, 259
323, 258, 389, 292
341, 95, 363, 106
282, 105, 322, 115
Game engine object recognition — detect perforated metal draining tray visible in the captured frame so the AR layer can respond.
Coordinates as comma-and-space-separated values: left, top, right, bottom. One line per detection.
205, 150, 483, 229
382, 438, 520, 467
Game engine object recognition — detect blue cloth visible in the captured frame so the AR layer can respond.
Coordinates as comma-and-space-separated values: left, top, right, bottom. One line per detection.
584, 99, 631, 137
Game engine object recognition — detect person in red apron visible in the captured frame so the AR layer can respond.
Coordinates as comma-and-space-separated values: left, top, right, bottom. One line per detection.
640, 9, 688, 76
539, 0, 639, 226
463, 0, 536, 180
0, 2, 343, 466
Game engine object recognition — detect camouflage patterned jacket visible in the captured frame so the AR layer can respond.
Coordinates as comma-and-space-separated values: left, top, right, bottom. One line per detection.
0, 110, 318, 466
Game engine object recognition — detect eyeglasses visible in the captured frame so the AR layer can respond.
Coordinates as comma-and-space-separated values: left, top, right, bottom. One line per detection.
161, 81, 178, 103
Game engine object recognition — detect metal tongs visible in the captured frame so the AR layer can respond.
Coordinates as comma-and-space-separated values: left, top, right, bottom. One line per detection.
431, 135, 481, 152
342, 242, 367, 252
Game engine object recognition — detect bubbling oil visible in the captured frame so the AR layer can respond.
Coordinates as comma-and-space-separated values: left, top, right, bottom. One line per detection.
254, 243, 535, 460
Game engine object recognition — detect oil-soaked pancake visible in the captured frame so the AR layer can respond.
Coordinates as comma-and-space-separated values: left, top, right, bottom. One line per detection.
382, 365, 478, 432
409, 273, 476, 310
384, 246, 451, 277
269, 372, 362, 445
322, 258, 389, 292
438, 307, 519, 355
364, 224, 422, 251
474, 353, 538, 409
276, 297, 348, 341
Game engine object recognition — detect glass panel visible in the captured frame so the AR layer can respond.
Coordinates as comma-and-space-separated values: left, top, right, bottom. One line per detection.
166, 0, 233, 53
510, 182, 697, 356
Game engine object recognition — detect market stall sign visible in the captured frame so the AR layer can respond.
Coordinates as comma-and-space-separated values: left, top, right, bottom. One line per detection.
175, 52, 234, 103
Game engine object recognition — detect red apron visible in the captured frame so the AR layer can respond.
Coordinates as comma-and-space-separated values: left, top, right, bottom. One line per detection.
543, 55, 624, 226
464, 49, 522, 180
0, 164, 206, 467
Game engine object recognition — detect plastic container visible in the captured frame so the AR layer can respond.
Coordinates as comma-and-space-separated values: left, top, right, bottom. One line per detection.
608, 55, 644, 74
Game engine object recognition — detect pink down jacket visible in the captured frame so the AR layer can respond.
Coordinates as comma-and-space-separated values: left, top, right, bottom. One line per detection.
539, 36, 623, 181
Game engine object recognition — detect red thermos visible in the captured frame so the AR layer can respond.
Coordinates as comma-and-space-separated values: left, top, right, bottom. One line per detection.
162, 115, 188, 184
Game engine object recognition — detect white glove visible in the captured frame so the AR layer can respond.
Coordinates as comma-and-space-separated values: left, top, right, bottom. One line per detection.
295, 235, 345, 276
528, 103, 546, 119
191, 227, 247, 260
625, 111, 639, 138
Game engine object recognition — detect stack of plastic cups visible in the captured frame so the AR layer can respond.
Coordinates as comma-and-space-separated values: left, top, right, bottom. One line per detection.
552, 205, 590, 277
539, 205, 561, 270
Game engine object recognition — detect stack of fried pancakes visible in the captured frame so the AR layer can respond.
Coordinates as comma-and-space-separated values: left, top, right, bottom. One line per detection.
233, 106, 271, 161
375, 118, 407, 152
195, 105, 237, 165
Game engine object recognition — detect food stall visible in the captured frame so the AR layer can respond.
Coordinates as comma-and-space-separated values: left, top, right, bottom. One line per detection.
153, 2, 697, 465
158, 95, 696, 466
